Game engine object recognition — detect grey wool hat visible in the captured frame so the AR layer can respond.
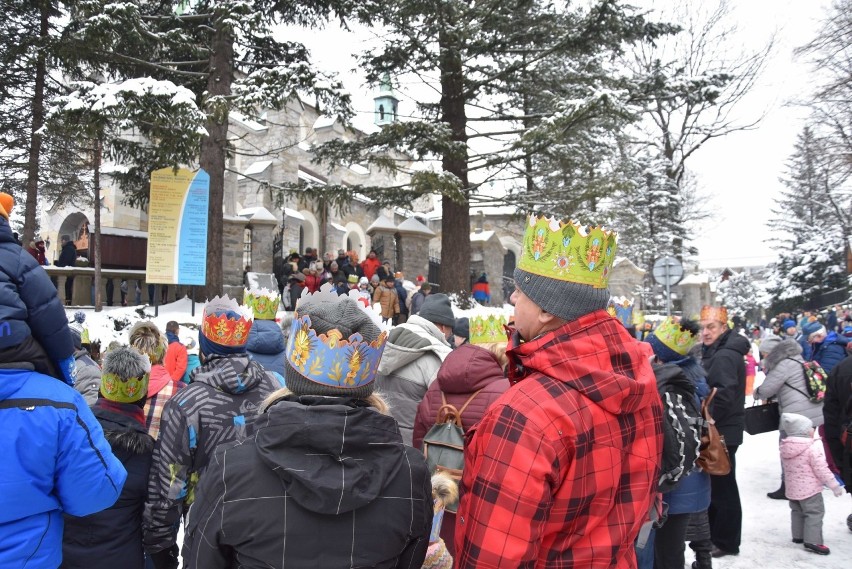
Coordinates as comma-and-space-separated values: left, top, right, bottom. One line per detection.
780, 412, 812, 437
513, 267, 610, 322
285, 292, 384, 399
417, 293, 455, 327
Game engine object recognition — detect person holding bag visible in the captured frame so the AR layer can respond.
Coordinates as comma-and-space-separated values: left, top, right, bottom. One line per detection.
753, 337, 824, 499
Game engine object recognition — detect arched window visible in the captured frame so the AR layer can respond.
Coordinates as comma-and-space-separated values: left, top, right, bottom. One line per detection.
379, 104, 385, 120
299, 225, 305, 254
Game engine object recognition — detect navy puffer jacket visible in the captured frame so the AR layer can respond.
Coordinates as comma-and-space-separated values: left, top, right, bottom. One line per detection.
246, 319, 286, 376
0, 216, 74, 362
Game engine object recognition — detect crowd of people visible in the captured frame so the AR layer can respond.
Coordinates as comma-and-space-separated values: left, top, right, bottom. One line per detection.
3, 190, 851, 569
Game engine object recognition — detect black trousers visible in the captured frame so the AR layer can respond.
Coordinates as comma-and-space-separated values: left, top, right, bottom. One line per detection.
655, 513, 691, 569
708, 444, 741, 553
64, 276, 74, 304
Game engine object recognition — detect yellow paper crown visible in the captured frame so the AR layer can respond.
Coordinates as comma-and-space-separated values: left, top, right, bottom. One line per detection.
700, 305, 728, 324
518, 215, 617, 289
651, 317, 698, 356
243, 287, 280, 320
202, 295, 254, 347
469, 314, 509, 345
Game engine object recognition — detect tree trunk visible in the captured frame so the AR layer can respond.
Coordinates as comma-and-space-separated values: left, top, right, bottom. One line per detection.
22, 3, 49, 246
199, 23, 234, 300
438, 13, 470, 296
93, 139, 102, 311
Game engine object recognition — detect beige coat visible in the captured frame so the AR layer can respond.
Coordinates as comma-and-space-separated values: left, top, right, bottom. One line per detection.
373, 284, 400, 319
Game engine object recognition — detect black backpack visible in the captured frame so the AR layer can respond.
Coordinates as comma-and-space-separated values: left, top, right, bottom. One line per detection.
422, 389, 481, 513
652, 362, 703, 493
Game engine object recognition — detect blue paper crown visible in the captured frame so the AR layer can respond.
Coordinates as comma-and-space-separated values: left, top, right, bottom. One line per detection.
285, 284, 389, 390
607, 296, 634, 328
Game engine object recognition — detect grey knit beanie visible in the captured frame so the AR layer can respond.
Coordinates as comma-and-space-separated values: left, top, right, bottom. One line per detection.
780, 413, 812, 437
513, 267, 610, 322
285, 295, 383, 399
417, 293, 455, 327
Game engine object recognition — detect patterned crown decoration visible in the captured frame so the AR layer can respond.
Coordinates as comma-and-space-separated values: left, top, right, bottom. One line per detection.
607, 296, 634, 328
243, 287, 280, 320
652, 317, 698, 357
286, 283, 390, 390
100, 372, 150, 404
700, 305, 728, 324
469, 314, 509, 345
518, 215, 617, 288
202, 295, 254, 347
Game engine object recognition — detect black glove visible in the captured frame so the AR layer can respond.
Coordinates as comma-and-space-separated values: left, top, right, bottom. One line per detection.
149, 544, 179, 569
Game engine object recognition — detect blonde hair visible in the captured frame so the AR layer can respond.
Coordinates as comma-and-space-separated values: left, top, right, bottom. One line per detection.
261, 387, 390, 415
128, 321, 167, 365
478, 341, 509, 369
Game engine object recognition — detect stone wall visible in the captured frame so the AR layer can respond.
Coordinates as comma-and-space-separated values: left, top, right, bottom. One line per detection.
250, 219, 277, 274
470, 233, 506, 306
398, 234, 430, 281
223, 217, 247, 289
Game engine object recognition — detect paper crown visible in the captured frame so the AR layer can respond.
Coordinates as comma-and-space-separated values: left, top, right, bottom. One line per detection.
469, 314, 509, 345
607, 296, 634, 328
202, 295, 254, 347
100, 372, 150, 404
243, 287, 280, 320
518, 215, 617, 288
700, 305, 728, 324
285, 284, 390, 390
651, 317, 698, 357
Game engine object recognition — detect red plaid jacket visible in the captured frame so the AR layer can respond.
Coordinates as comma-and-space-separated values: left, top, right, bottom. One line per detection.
455, 310, 663, 568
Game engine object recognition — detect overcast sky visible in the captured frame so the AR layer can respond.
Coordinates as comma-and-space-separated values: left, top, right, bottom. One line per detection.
284, 0, 832, 269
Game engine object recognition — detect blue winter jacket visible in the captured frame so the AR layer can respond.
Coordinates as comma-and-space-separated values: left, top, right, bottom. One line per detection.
0, 215, 74, 363
810, 332, 848, 374
0, 368, 126, 568
183, 353, 201, 384
246, 319, 287, 377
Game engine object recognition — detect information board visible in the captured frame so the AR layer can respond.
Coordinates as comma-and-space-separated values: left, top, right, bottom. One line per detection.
146, 168, 209, 285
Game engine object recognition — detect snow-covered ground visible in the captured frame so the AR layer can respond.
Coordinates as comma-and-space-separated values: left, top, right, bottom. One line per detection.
66, 301, 852, 567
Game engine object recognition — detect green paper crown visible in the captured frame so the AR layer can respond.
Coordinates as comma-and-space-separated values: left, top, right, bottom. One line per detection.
243, 287, 280, 320
469, 314, 509, 345
100, 372, 150, 404
653, 317, 698, 356
518, 215, 617, 289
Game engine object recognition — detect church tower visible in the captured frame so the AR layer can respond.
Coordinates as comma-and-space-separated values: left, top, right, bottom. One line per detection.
374, 73, 399, 126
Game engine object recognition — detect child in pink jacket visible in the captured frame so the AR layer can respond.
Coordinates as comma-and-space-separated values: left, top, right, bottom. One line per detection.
779, 413, 845, 556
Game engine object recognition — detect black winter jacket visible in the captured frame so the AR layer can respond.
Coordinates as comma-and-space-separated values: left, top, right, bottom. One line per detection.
62, 402, 154, 569
702, 330, 750, 446
184, 394, 432, 568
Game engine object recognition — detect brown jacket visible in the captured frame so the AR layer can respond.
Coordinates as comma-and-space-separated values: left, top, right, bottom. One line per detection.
372, 284, 400, 319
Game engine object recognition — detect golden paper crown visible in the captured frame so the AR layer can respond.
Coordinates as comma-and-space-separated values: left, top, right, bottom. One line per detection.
287, 284, 391, 389
243, 287, 280, 320
518, 215, 617, 288
700, 305, 728, 324
202, 295, 254, 347
469, 314, 509, 345
651, 317, 698, 356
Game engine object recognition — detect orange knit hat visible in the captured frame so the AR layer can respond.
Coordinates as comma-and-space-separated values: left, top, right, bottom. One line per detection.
0, 192, 12, 220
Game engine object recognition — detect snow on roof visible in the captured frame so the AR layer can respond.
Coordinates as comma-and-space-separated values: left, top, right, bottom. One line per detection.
237, 160, 272, 179
470, 230, 496, 242
313, 115, 337, 129
231, 111, 268, 132
297, 141, 312, 151
397, 217, 435, 237
237, 207, 278, 222
329, 222, 347, 232
613, 257, 645, 274
348, 164, 370, 175
366, 214, 397, 234
284, 208, 305, 221
298, 168, 327, 185
99, 226, 148, 239
678, 272, 711, 286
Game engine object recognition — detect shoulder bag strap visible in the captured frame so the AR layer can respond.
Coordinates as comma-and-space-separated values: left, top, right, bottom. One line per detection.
457, 388, 484, 419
